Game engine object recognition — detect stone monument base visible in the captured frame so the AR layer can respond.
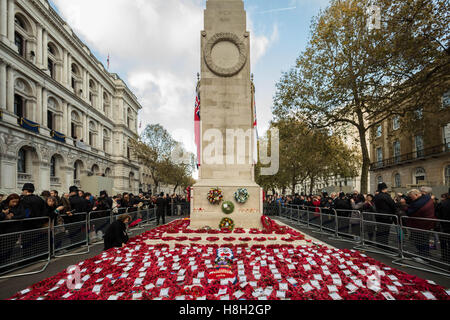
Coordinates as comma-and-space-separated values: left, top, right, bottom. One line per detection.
190, 180, 263, 230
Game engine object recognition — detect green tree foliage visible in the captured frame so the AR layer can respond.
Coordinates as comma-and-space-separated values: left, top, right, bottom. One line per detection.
273, 0, 449, 193
130, 124, 196, 194
256, 118, 360, 194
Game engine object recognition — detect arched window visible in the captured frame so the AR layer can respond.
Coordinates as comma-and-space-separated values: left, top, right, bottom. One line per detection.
88, 121, 97, 147
129, 172, 134, 189
445, 165, 450, 186
50, 156, 56, 177
71, 111, 81, 139
377, 176, 383, 185
394, 173, 401, 188
14, 94, 24, 118
91, 164, 99, 175
18, 148, 26, 173
127, 108, 133, 129
15, 32, 24, 57
103, 129, 111, 153
415, 168, 426, 185
105, 168, 112, 177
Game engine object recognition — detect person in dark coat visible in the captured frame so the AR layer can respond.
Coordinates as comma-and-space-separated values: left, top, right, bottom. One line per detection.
103, 214, 131, 251
65, 186, 90, 245
335, 192, 352, 235
20, 183, 46, 230
406, 189, 436, 257
156, 192, 166, 225
0, 194, 26, 265
373, 183, 396, 249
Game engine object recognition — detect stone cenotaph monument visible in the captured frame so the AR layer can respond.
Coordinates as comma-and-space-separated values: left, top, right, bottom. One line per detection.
190, 0, 263, 230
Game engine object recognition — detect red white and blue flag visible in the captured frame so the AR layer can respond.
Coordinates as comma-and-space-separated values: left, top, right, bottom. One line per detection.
195, 92, 201, 169
253, 96, 259, 165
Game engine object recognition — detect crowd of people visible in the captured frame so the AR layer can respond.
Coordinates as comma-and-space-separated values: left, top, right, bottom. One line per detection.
0, 183, 191, 262
0, 184, 190, 227
265, 183, 450, 264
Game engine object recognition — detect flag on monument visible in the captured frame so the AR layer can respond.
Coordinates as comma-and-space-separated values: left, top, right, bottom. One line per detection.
195, 92, 201, 168
253, 97, 258, 165
107, 54, 110, 70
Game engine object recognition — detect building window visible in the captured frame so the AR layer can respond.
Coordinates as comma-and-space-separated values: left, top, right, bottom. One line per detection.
14, 94, 24, 118
377, 176, 383, 185
50, 156, 56, 177
393, 116, 400, 130
376, 147, 383, 164
48, 58, 54, 79
71, 122, 76, 139
415, 167, 426, 185
47, 111, 54, 130
17, 148, 26, 173
14, 32, 24, 57
394, 173, 401, 188
415, 108, 423, 120
443, 90, 450, 108
415, 135, 424, 158
74, 162, 79, 180
393, 141, 401, 163
376, 125, 382, 138
71, 77, 75, 90
444, 123, 450, 150
446, 166, 450, 186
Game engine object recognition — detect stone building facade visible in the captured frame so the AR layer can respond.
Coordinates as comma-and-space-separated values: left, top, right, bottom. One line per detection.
369, 91, 450, 196
0, 0, 142, 196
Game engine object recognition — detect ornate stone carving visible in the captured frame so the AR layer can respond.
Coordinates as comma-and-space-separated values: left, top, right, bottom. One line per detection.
204, 32, 247, 77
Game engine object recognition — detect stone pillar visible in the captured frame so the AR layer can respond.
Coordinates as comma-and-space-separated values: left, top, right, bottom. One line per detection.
82, 113, 87, 142
98, 123, 103, 150
67, 53, 72, 88
42, 29, 48, 70
42, 88, 48, 127
36, 24, 43, 67
66, 103, 71, 137
7, 0, 14, 44
0, 62, 6, 110
62, 101, 68, 135
35, 84, 42, 123
63, 49, 68, 85
98, 86, 103, 111
0, 0, 7, 44
6, 65, 14, 113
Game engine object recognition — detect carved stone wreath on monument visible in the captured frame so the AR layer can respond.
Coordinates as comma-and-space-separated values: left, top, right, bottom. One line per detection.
204, 32, 247, 77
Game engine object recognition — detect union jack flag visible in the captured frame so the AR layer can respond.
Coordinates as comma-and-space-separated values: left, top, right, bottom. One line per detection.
195, 92, 201, 168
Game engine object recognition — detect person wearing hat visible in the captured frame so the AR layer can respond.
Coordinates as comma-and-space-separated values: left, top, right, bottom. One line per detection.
155, 192, 166, 226
20, 183, 46, 222
373, 182, 396, 249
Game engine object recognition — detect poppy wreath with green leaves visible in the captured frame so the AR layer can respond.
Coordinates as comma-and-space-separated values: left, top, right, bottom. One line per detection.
207, 188, 223, 205
222, 201, 235, 214
219, 218, 235, 231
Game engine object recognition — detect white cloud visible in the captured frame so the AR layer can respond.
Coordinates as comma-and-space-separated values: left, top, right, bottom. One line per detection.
51, 0, 277, 154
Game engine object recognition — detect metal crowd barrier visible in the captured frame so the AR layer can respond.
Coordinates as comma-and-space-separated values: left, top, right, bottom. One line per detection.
170, 202, 190, 216
393, 216, 450, 276
53, 213, 89, 258
0, 205, 161, 278
354, 212, 401, 257
269, 204, 450, 277
0, 217, 51, 279
88, 210, 112, 245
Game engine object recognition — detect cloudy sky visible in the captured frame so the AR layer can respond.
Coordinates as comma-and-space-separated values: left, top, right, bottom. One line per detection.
50, 0, 330, 155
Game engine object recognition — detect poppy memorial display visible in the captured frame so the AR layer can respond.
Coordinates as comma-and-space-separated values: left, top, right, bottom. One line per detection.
8, 217, 450, 301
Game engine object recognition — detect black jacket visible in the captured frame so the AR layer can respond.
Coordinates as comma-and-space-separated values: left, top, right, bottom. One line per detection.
436, 199, 450, 233
373, 192, 396, 224
66, 195, 90, 223
20, 194, 46, 219
104, 220, 129, 251
334, 198, 352, 216
156, 197, 166, 213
